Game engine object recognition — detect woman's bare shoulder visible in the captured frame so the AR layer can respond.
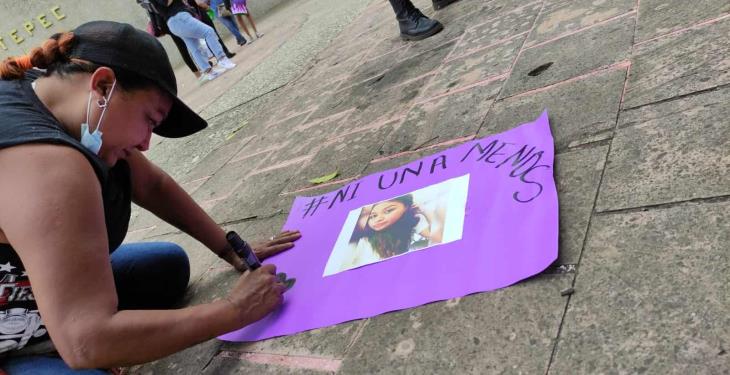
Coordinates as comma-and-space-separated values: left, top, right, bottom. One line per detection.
0, 143, 93, 177
0, 143, 99, 224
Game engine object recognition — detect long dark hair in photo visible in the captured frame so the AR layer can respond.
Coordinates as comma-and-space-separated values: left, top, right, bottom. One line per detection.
364, 194, 419, 259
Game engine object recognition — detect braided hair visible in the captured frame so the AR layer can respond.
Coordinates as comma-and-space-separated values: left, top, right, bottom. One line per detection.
0, 32, 158, 92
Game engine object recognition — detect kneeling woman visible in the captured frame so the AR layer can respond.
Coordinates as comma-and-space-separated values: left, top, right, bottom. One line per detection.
0, 21, 299, 373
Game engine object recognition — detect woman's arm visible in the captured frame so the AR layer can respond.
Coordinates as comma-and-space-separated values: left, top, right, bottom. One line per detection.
127, 150, 238, 265
126, 150, 299, 269
0, 145, 283, 368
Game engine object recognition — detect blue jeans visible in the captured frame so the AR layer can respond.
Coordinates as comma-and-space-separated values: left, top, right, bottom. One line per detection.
218, 16, 247, 45
1, 356, 106, 375
1, 242, 190, 374
166, 11, 226, 71
111, 242, 190, 310
210, 0, 246, 44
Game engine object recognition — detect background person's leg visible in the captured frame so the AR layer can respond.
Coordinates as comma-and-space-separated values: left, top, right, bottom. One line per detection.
234, 14, 254, 40
167, 14, 216, 71
432, 0, 460, 10
187, 16, 228, 61
198, 11, 236, 58
388, 0, 417, 19
169, 34, 200, 75
111, 242, 190, 310
199, 39, 214, 60
245, 13, 262, 38
219, 16, 247, 45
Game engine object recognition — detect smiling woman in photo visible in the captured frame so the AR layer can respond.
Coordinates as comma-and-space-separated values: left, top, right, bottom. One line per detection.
362, 195, 432, 258
340, 194, 437, 271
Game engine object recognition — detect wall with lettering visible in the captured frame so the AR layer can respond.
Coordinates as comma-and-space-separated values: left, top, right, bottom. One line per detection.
0, 1, 150, 60
0, 0, 292, 68
0, 6, 67, 52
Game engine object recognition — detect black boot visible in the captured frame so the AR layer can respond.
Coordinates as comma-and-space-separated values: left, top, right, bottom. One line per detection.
432, 0, 461, 10
398, 9, 444, 41
390, 0, 443, 41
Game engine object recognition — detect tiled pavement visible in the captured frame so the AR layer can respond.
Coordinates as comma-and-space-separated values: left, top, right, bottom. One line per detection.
128, 0, 730, 373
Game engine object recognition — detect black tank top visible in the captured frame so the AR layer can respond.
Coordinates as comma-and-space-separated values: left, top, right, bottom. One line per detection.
0, 70, 132, 353
150, 0, 193, 21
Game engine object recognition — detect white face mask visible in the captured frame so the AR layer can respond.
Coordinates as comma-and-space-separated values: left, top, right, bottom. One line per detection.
81, 80, 117, 155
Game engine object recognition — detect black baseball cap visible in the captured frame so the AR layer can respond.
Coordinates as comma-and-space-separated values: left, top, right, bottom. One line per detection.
67, 20, 206, 138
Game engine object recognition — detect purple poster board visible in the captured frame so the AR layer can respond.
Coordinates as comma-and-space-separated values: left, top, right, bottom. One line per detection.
220, 111, 558, 342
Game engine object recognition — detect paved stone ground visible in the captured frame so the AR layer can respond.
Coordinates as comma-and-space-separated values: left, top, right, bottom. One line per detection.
127, 0, 730, 373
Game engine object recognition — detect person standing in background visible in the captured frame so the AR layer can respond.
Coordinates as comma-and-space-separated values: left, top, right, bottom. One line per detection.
229, 0, 263, 41
191, 0, 246, 48
205, 0, 249, 46
141, 7, 230, 79
151, 0, 237, 82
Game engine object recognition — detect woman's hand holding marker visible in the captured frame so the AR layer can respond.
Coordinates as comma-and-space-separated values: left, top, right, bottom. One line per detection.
225, 264, 287, 325
218, 230, 301, 272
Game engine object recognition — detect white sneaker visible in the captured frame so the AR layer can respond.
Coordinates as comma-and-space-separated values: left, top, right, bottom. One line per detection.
218, 58, 236, 70
198, 69, 223, 84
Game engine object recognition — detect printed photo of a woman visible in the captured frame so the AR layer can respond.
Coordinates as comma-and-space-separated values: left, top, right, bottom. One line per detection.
353, 194, 439, 258
324, 174, 469, 276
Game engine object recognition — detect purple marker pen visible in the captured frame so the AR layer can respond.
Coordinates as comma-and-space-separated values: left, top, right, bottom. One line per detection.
226, 231, 261, 270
